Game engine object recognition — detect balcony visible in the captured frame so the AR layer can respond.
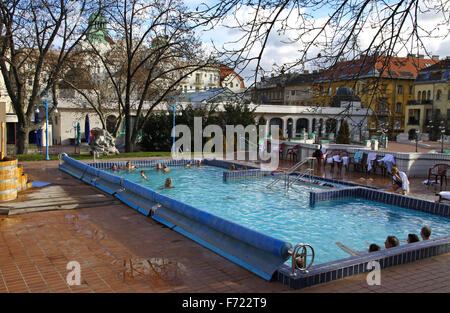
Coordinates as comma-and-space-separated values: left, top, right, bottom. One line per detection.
407, 100, 433, 105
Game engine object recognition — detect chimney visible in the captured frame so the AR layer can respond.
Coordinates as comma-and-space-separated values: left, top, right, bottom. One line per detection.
432, 55, 439, 60
303, 70, 309, 74
418, 54, 424, 59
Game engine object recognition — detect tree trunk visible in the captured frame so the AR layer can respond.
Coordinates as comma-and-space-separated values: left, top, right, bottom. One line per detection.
16, 124, 29, 155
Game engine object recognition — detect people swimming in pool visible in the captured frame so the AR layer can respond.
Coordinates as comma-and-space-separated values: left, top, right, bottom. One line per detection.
420, 226, 431, 240
407, 233, 420, 244
186, 162, 191, 168
111, 164, 118, 172
141, 170, 148, 181
385, 235, 399, 248
196, 160, 201, 166
368, 243, 381, 252
163, 165, 170, 173
125, 161, 137, 171
164, 177, 174, 188
335, 242, 362, 256
156, 163, 163, 170
229, 164, 236, 171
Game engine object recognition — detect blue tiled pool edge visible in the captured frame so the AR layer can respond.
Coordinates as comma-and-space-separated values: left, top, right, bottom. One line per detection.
277, 236, 450, 289
60, 156, 450, 290
310, 187, 450, 218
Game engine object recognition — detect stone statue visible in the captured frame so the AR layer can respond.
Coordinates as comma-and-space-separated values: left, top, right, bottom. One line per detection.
89, 128, 119, 156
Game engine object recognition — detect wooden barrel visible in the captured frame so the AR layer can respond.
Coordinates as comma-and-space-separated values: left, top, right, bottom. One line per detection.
0, 157, 18, 201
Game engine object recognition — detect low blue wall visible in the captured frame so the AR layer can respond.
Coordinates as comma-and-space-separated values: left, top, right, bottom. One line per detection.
223, 169, 270, 181
59, 155, 292, 280
309, 187, 450, 217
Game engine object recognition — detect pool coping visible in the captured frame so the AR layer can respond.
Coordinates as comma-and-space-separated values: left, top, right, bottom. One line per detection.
277, 235, 450, 289
75, 157, 449, 290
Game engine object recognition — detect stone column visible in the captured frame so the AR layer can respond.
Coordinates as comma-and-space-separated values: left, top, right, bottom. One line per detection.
307, 117, 313, 135
292, 117, 299, 138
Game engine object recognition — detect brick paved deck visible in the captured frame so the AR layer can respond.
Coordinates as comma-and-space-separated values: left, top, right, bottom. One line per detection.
0, 159, 448, 293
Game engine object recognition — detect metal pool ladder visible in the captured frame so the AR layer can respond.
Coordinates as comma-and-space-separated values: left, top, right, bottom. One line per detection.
266, 157, 315, 189
289, 243, 315, 276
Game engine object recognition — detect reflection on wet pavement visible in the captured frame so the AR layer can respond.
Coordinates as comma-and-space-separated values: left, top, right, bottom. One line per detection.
112, 257, 186, 287
64, 214, 106, 241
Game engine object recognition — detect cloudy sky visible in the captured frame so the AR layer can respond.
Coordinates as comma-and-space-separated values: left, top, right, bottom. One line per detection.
187, 1, 450, 86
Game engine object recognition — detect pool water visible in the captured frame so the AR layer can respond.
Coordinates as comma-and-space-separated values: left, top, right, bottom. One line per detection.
109, 165, 450, 265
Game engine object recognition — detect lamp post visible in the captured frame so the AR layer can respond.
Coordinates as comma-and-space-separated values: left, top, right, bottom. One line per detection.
378, 121, 388, 149
35, 89, 57, 160
165, 97, 182, 156
439, 121, 445, 153
415, 129, 420, 153
427, 120, 446, 153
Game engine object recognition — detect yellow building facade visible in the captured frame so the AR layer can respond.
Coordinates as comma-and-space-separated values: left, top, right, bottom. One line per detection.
314, 55, 437, 138
406, 59, 450, 137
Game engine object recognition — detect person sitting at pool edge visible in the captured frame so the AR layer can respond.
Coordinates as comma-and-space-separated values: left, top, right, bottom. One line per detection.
407, 234, 420, 244
368, 243, 381, 252
141, 170, 148, 180
420, 226, 431, 240
163, 165, 170, 173
391, 167, 409, 195
385, 236, 399, 249
165, 177, 174, 188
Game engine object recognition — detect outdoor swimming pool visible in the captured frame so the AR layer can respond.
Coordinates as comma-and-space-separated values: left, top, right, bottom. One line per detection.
107, 165, 450, 265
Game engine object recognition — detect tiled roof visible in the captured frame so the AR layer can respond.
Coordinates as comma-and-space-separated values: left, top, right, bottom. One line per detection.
319, 55, 438, 81
415, 59, 450, 83
219, 65, 245, 88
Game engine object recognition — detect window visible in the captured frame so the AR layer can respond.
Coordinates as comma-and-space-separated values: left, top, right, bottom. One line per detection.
407, 109, 420, 125
417, 91, 421, 101
291, 90, 295, 96
409, 86, 413, 95
436, 90, 442, 100
427, 90, 431, 100
396, 102, 402, 113
397, 85, 403, 94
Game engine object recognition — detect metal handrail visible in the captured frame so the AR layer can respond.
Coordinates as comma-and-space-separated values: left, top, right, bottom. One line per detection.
288, 168, 314, 188
266, 157, 315, 189
289, 243, 315, 276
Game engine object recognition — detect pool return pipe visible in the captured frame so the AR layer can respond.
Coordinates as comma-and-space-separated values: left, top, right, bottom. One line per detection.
58, 154, 315, 280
